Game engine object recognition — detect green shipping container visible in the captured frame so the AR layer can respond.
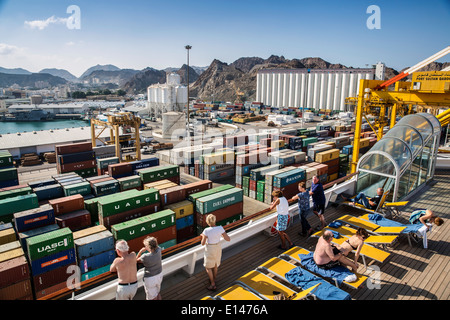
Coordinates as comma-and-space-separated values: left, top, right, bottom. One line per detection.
137, 165, 179, 184
97, 188, 159, 218
196, 213, 243, 235
84, 198, 100, 224
195, 188, 243, 215
0, 167, 18, 182
0, 186, 32, 201
26, 227, 74, 261
63, 181, 91, 197
0, 153, 13, 168
0, 194, 39, 219
117, 175, 142, 191
188, 184, 234, 202
256, 192, 265, 202
257, 180, 265, 193
111, 209, 175, 241
159, 239, 177, 250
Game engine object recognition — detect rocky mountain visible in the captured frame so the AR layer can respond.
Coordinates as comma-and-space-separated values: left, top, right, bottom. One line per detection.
39, 68, 78, 82
80, 69, 140, 87
176, 64, 199, 85
0, 72, 67, 88
79, 64, 121, 79
122, 67, 167, 94
0, 67, 31, 75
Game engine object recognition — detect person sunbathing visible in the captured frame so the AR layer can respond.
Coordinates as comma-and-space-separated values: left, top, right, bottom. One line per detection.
341, 188, 384, 210
335, 228, 369, 272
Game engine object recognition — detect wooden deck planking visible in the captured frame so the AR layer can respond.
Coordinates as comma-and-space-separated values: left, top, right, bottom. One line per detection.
160, 171, 450, 300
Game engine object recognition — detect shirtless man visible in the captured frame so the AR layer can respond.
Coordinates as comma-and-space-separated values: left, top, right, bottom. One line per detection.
313, 230, 357, 271
110, 240, 138, 300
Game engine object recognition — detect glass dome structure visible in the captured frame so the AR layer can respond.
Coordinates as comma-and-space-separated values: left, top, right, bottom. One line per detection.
356, 113, 441, 202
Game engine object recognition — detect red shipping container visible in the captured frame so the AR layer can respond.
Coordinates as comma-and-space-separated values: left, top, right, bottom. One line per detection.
108, 163, 132, 177
56, 142, 92, 156
182, 180, 213, 196
35, 281, 68, 300
0, 256, 30, 288
273, 182, 301, 200
89, 177, 114, 187
59, 160, 96, 173
100, 203, 160, 229
160, 186, 186, 206
177, 225, 196, 243
312, 163, 328, 176
55, 209, 91, 231
0, 279, 32, 300
195, 202, 244, 228
33, 263, 77, 292
1, 184, 29, 192
249, 180, 257, 191
48, 194, 85, 216
126, 226, 177, 253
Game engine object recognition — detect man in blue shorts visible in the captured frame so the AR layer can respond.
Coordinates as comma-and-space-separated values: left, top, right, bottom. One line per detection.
310, 176, 326, 230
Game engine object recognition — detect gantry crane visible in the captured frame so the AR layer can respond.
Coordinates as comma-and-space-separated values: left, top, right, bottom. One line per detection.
90, 112, 142, 162
347, 46, 450, 173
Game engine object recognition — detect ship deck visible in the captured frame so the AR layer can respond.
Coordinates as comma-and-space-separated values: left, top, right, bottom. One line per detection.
159, 169, 450, 301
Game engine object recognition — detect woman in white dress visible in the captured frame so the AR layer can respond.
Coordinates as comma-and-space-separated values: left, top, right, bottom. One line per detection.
270, 190, 294, 250
200, 214, 230, 291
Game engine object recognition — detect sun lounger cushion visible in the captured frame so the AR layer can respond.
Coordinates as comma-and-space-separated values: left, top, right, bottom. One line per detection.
299, 252, 354, 286
285, 266, 351, 300
368, 213, 422, 233
329, 221, 343, 228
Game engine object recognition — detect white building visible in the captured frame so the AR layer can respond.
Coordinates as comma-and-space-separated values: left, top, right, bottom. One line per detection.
256, 63, 385, 111
147, 73, 188, 118
8, 102, 89, 114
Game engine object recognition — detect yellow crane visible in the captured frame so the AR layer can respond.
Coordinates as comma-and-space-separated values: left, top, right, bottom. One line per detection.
348, 46, 450, 173
90, 112, 142, 162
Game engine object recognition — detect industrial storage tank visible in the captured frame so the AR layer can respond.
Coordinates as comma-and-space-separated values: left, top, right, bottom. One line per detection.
162, 112, 186, 139
176, 86, 188, 105
167, 73, 181, 86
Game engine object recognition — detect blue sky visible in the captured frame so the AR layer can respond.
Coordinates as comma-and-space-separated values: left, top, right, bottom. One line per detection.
0, 0, 449, 77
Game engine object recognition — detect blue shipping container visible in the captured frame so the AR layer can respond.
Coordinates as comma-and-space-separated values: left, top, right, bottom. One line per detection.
18, 224, 60, 251
74, 230, 115, 260
78, 249, 116, 274
14, 204, 55, 232
58, 151, 96, 165
130, 158, 159, 172
28, 179, 57, 189
176, 215, 194, 230
273, 168, 306, 188
30, 248, 76, 276
33, 184, 64, 201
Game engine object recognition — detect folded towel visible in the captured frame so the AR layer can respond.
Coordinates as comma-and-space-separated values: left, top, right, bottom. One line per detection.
285, 266, 351, 300
328, 221, 342, 228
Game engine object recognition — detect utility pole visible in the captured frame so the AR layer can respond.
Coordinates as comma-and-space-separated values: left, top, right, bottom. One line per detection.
185, 45, 192, 142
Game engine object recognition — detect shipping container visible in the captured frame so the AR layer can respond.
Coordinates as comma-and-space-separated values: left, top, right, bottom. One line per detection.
63, 181, 91, 197
129, 157, 159, 172
195, 202, 243, 228
26, 227, 74, 261
92, 179, 120, 197
0, 255, 30, 289
73, 225, 107, 241
80, 264, 110, 282
176, 225, 195, 243
97, 188, 160, 218
0, 227, 17, 245
137, 165, 180, 184
0, 279, 32, 300
32, 263, 76, 292
58, 151, 96, 165
196, 213, 243, 235
182, 180, 212, 197
59, 160, 97, 174
108, 162, 132, 178
55, 142, 92, 155
28, 179, 56, 189
49, 194, 85, 216
111, 209, 175, 241
164, 200, 194, 220
13, 204, 55, 233
0, 167, 18, 182
55, 209, 91, 231
117, 175, 142, 191
188, 184, 234, 203
195, 188, 243, 215
78, 249, 115, 274
30, 248, 76, 276
176, 215, 194, 230
97, 157, 120, 170
74, 230, 114, 260
159, 186, 186, 206
0, 193, 39, 223
100, 202, 160, 229
17, 224, 60, 252
125, 225, 177, 253
273, 168, 306, 188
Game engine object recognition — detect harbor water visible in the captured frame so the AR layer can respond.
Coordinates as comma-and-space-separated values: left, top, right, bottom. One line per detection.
0, 120, 90, 134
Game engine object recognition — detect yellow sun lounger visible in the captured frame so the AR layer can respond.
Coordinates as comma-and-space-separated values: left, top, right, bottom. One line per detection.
341, 190, 390, 214
312, 225, 398, 247
337, 214, 406, 234
215, 284, 263, 300
236, 270, 318, 300
257, 257, 320, 300
279, 246, 368, 290
330, 236, 390, 267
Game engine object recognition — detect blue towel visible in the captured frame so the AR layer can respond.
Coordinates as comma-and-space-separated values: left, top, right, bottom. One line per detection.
285, 266, 351, 300
368, 213, 422, 233
328, 221, 342, 228
299, 252, 354, 286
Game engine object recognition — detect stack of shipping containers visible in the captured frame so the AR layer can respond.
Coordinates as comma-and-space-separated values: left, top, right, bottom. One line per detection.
0, 150, 18, 188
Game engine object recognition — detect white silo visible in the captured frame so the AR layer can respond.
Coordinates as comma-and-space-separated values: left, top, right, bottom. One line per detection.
333, 73, 341, 111
319, 73, 327, 109
167, 73, 181, 86
162, 112, 186, 139
272, 73, 278, 107
176, 86, 188, 105
340, 73, 349, 111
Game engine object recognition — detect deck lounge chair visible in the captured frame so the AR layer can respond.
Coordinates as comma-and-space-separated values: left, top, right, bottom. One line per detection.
337, 214, 406, 234
258, 257, 350, 300
214, 284, 263, 300
341, 190, 390, 214
312, 222, 398, 248
236, 269, 318, 300
359, 213, 431, 248
280, 246, 368, 290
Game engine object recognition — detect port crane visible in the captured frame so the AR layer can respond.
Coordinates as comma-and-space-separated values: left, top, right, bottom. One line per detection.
90, 112, 142, 162
348, 46, 450, 173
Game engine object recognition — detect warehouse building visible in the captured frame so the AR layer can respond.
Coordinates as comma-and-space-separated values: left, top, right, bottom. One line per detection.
255, 63, 386, 111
